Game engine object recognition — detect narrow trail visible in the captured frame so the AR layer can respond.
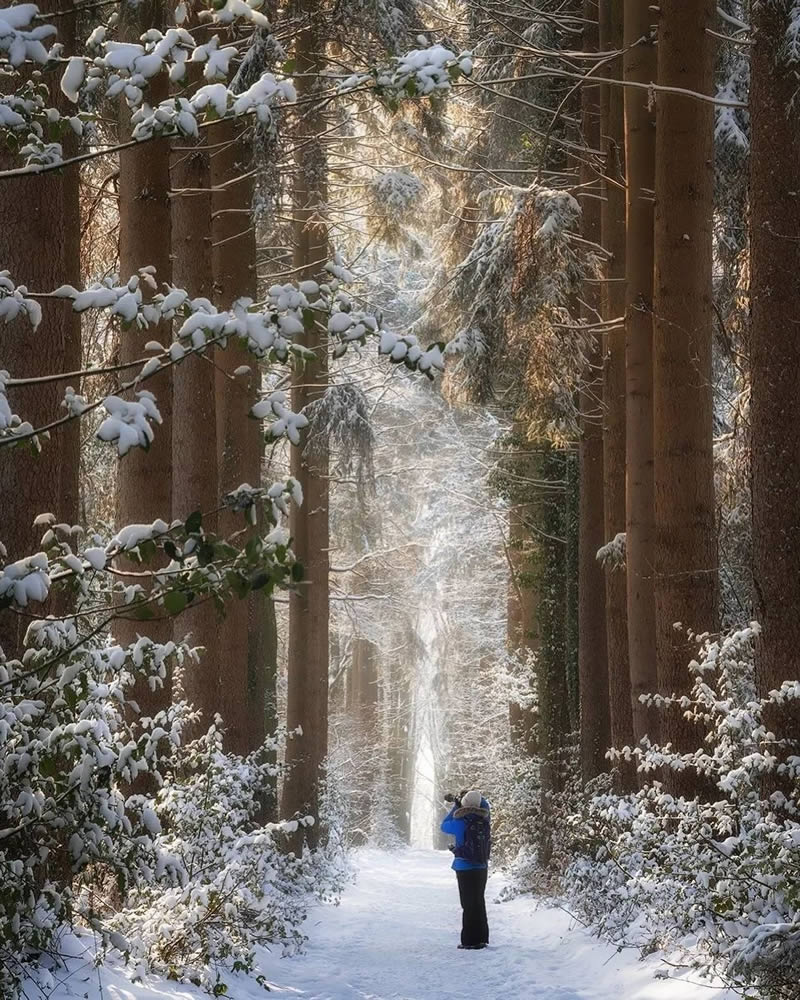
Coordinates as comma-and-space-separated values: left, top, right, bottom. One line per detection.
254, 850, 731, 1000
51, 850, 734, 1000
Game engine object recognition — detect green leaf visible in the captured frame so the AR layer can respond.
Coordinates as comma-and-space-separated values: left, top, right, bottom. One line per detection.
251, 571, 270, 591
138, 539, 157, 563
132, 603, 155, 621
185, 510, 202, 534
227, 572, 250, 599
163, 540, 179, 561
39, 756, 57, 778
291, 562, 304, 583
198, 543, 215, 567
282, 58, 296, 75
164, 590, 188, 615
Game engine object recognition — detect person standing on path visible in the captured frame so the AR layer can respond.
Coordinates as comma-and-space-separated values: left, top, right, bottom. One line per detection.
440, 789, 491, 949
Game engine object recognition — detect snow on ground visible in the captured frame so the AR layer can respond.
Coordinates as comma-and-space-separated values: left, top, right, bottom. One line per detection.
47, 849, 734, 1000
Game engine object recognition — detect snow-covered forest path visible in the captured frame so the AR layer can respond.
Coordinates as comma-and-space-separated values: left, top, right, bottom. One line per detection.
255, 850, 732, 1000
52, 850, 734, 1000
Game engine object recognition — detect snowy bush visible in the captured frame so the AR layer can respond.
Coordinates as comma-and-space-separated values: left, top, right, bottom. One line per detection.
0, 621, 190, 995
0, 610, 333, 997
101, 722, 316, 991
563, 623, 800, 1000
0, 476, 313, 996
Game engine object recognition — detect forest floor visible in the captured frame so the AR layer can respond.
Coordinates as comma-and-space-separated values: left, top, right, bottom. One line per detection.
46, 849, 734, 1000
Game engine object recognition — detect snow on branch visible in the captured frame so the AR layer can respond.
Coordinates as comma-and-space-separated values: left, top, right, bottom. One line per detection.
0, 10, 288, 168
337, 41, 473, 102
0, 271, 42, 327
596, 532, 626, 570
1, 250, 449, 459
0, 3, 55, 66
0, 370, 36, 449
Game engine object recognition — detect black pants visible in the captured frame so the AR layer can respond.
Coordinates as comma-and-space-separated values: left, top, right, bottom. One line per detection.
455, 868, 489, 947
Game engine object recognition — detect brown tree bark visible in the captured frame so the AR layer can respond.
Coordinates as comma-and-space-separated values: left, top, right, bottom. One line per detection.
507, 483, 539, 757
116, 0, 173, 716
537, 446, 572, 867
209, 118, 264, 756
59, 0, 81, 543
171, 124, 221, 732
348, 633, 380, 841
387, 622, 415, 844
652, 0, 718, 769
281, 5, 331, 847
0, 0, 81, 658
750, 2, 800, 749
578, 0, 611, 783
623, 0, 659, 749
599, 0, 633, 779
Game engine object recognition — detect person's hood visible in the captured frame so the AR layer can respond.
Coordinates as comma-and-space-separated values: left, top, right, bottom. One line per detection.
453, 805, 490, 820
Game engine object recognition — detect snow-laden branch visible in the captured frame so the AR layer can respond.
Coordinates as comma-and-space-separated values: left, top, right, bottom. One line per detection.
338, 41, 473, 100
0, 256, 450, 457
0, 4, 288, 168
0, 476, 303, 622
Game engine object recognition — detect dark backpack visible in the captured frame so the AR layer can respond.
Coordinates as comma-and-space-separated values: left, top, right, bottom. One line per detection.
454, 813, 491, 865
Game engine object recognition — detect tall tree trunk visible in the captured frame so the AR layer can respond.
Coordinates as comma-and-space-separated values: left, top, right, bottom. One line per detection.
281, 6, 330, 847
599, 0, 634, 782
653, 0, 718, 772
0, 0, 81, 658
578, 0, 611, 782
623, 0, 659, 749
507, 433, 540, 756
209, 119, 263, 756
171, 123, 220, 733
750, 1, 800, 749
60, 0, 81, 546
349, 633, 380, 841
116, 0, 173, 718
387, 623, 415, 844
537, 446, 572, 867
259, 594, 280, 816
564, 449, 580, 731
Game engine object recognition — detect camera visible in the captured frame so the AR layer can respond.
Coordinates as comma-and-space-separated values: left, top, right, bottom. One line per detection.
444, 789, 467, 807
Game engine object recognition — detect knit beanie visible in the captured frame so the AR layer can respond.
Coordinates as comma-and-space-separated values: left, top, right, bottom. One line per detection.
462, 790, 482, 809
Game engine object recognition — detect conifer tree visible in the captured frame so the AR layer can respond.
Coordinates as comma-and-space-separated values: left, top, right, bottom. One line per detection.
209, 117, 264, 756
0, 0, 81, 658
115, 0, 173, 720
599, 0, 633, 775
281, 2, 331, 844
578, 0, 611, 781
623, 0, 659, 749
750, 1, 800, 740
652, 0, 718, 768
171, 105, 220, 732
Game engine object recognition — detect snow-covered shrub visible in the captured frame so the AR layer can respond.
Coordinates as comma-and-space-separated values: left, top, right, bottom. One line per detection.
1, 614, 331, 998
0, 486, 307, 997
0, 622, 191, 996
101, 722, 315, 991
564, 623, 800, 1000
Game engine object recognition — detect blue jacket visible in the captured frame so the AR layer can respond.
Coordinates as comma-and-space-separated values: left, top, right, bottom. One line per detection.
440, 798, 491, 871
